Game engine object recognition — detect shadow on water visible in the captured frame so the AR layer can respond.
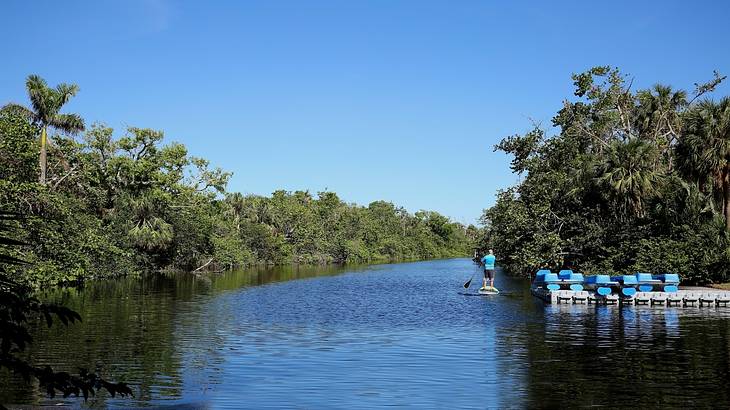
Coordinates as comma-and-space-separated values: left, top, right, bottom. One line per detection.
3, 259, 730, 408
524, 304, 730, 408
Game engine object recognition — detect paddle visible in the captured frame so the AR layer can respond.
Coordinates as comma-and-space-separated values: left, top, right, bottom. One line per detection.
465, 256, 484, 288
463, 267, 478, 289
463, 274, 475, 289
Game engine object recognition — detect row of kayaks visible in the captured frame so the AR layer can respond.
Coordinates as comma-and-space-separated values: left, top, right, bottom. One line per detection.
532, 269, 680, 297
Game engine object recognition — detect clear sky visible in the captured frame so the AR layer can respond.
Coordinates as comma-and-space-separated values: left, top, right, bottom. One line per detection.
2, 1, 729, 224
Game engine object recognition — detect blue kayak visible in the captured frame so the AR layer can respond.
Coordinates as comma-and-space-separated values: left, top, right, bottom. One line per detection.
584, 275, 619, 291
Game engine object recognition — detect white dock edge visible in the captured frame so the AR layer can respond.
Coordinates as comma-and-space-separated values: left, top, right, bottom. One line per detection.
634, 292, 651, 305
573, 291, 589, 304
651, 292, 668, 305
556, 290, 573, 304
700, 292, 717, 307
681, 291, 700, 306
531, 288, 730, 307
667, 292, 683, 306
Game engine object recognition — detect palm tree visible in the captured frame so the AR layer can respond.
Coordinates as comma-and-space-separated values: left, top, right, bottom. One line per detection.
596, 139, 663, 219
677, 97, 730, 230
636, 85, 687, 134
2, 75, 84, 184
223, 192, 246, 230
635, 84, 687, 171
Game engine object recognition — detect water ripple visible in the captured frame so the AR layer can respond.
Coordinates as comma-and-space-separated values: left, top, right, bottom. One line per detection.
3, 259, 730, 408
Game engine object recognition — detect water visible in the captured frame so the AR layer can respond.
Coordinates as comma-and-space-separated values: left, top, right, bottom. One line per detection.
3, 258, 730, 408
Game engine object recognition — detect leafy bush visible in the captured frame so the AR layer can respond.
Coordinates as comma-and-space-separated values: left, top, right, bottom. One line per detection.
480, 67, 730, 284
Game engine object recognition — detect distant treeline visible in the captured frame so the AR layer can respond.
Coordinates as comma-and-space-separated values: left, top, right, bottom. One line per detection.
478, 67, 730, 284
0, 76, 475, 287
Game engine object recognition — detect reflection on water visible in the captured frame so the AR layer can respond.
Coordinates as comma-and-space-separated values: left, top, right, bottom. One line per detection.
535, 302, 730, 408
2, 259, 730, 408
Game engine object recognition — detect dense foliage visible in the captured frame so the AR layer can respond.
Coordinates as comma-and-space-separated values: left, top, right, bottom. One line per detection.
1, 75, 473, 288
479, 67, 730, 284
0, 212, 132, 403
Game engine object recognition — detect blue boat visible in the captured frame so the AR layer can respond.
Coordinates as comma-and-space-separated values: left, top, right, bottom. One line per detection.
557, 269, 585, 291
635, 272, 662, 292
611, 274, 639, 287
558, 269, 585, 284
609, 273, 680, 294
608, 275, 645, 297
653, 273, 680, 285
533, 269, 554, 283
620, 287, 637, 297
584, 275, 619, 297
533, 269, 585, 291
532, 270, 561, 291
653, 273, 680, 292
584, 274, 618, 288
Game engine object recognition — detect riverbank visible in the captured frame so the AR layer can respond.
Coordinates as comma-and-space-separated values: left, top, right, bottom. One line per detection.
2, 87, 477, 288
186, 254, 469, 274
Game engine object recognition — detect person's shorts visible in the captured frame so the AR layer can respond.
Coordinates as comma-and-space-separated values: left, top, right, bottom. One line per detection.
484, 269, 495, 280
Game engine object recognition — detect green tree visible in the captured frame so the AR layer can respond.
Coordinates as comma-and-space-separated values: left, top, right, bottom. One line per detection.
635, 84, 687, 169
1, 74, 472, 288
481, 67, 729, 284
678, 97, 730, 229
0, 212, 132, 402
595, 139, 663, 219
2, 75, 84, 185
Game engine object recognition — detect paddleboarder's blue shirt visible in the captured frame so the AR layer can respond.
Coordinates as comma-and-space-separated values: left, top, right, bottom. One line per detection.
482, 255, 496, 269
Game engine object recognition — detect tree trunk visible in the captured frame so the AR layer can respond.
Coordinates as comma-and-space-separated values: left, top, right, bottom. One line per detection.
39, 126, 47, 185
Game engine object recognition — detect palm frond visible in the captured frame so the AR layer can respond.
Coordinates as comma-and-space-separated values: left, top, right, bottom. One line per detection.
25, 75, 54, 120
50, 113, 85, 134
54, 83, 80, 106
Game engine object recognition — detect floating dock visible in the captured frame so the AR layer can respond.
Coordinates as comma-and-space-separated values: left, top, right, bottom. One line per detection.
531, 287, 730, 307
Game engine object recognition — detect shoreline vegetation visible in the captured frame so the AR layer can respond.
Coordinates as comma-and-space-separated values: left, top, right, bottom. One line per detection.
478, 67, 730, 285
0, 75, 476, 289
2, 65, 728, 404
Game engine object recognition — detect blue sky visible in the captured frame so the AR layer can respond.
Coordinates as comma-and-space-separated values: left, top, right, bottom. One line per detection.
2, 1, 729, 224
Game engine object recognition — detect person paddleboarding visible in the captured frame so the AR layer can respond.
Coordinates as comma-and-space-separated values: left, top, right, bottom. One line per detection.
481, 250, 496, 290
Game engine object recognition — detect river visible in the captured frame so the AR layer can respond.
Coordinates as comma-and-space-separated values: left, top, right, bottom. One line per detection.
2, 258, 730, 408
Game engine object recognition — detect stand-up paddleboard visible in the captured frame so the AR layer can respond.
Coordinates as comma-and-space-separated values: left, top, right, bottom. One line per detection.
479, 286, 500, 295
